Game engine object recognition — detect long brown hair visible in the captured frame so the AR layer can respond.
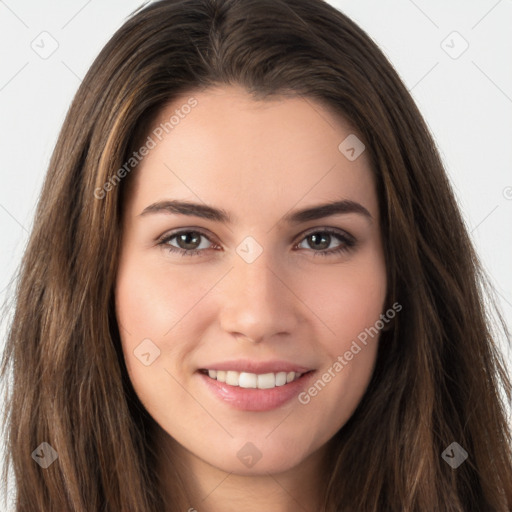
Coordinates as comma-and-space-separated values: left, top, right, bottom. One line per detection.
1, 0, 511, 510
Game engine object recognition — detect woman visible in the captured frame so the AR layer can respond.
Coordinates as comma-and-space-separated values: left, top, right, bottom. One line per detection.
1, 0, 511, 510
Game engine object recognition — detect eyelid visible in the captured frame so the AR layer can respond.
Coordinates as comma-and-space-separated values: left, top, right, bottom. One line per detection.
295, 225, 355, 244
156, 226, 220, 247
157, 226, 217, 243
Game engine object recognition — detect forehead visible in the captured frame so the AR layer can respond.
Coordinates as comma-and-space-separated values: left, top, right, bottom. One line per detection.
124, 85, 377, 222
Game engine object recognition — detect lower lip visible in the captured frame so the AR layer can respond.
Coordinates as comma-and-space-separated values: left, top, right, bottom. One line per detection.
197, 370, 316, 411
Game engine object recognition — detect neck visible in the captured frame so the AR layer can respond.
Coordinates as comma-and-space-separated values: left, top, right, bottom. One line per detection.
153, 424, 332, 512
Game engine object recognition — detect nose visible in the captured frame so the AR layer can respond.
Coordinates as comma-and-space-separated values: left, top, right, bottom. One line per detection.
217, 246, 301, 344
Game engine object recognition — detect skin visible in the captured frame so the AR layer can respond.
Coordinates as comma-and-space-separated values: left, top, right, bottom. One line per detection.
115, 84, 387, 512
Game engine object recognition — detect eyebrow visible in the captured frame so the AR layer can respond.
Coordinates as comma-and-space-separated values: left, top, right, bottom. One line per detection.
139, 199, 372, 224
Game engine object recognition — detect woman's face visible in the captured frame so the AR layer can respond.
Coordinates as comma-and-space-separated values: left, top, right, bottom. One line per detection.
115, 85, 387, 476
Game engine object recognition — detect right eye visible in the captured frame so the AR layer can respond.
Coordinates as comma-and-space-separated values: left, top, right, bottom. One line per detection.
158, 229, 218, 256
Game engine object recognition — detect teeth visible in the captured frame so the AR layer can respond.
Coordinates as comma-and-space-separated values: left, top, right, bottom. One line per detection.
206, 369, 304, 389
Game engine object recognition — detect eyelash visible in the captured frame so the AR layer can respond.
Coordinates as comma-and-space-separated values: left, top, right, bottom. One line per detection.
157, 228, 356, 258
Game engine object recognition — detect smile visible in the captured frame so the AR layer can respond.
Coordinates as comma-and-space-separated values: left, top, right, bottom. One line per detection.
197, 369, 316, 411
199, 369, 306, 389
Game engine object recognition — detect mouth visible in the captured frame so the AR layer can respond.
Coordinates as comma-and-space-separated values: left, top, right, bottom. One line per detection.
198, 368, 315, 390
197, 367, 317, 411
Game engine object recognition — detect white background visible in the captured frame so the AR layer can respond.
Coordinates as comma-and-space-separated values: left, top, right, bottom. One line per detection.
1, 0, 511, 508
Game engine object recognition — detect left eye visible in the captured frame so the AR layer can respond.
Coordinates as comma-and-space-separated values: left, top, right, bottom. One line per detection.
158, 228, 355, 257
159, 230, 214, 255
296, 230, 354, 255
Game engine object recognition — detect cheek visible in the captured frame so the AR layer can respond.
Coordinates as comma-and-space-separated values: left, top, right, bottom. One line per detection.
115, 265, 175, 340
114, 254, 201, 416
114, 253, 177, 382
297, 251, 387, 346
115, 252, 217, 341
292, 246, 386, 416
114, 250, 226, 393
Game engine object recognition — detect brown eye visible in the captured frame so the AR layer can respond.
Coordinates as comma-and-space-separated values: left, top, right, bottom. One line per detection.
173, 231, 203, 250
159, 230, 215, 256
296, 229, 355, 257
305, 232, 333, 250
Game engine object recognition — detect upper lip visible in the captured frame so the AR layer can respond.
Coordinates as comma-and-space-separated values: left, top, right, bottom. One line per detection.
198, 359, 314, 374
